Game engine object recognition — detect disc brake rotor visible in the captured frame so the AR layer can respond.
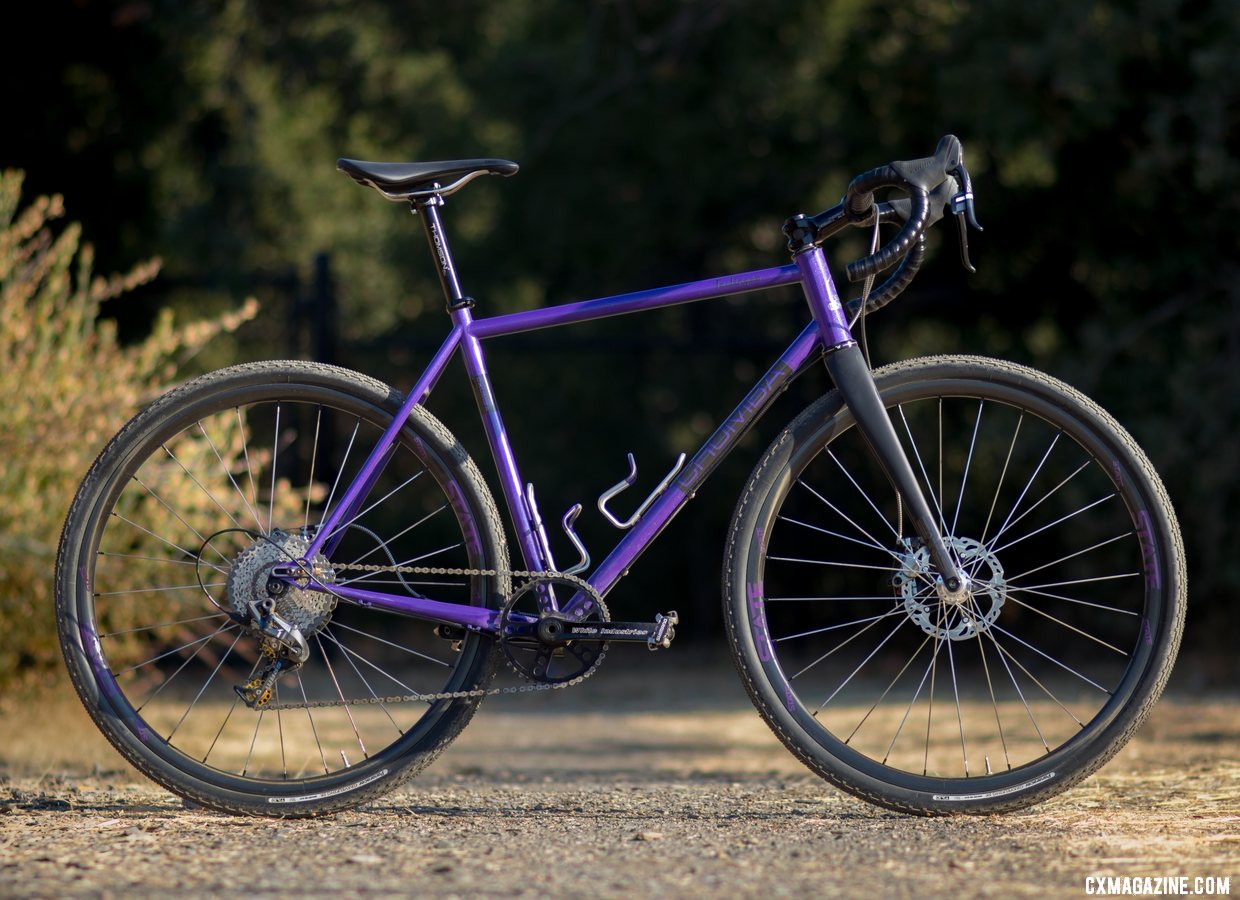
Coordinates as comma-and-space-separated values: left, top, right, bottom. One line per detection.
896, 536, 1006, 641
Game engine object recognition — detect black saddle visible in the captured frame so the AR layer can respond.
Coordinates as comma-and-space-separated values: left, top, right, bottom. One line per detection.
337, 157, 519, 198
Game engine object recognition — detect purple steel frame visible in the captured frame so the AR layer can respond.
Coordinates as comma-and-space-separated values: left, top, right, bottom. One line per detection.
299, 246, 855, 632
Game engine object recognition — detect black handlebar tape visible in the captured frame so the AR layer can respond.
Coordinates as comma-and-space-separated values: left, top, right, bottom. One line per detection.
851, 234, 926, 317
843, 164, 899, 219
846, 186, 929, 282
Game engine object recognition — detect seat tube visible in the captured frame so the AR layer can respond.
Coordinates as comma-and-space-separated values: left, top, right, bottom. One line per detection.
457, 323, 545, 573
794, 246, 966, 591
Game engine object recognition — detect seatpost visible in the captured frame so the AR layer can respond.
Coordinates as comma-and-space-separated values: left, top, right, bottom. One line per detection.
413, 194, 475, 313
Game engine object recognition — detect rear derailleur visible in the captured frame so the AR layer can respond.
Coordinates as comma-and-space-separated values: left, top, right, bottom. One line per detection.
233, 597, 310, 710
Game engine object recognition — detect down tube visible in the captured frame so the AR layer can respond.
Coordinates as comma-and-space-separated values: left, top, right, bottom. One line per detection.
586, 321, 823, 599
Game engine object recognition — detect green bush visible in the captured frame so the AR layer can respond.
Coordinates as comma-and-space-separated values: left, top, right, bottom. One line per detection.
0, 171, 257, 687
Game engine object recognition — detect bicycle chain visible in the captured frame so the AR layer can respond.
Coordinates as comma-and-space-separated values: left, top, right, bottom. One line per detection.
263, 562, 607, 710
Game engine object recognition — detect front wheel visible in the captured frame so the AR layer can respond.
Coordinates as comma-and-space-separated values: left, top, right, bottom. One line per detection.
724, 355, 1185, 814
57, 361, 510, 816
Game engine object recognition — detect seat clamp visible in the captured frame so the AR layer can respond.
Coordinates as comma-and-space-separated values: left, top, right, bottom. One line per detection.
447, 295, 476, 312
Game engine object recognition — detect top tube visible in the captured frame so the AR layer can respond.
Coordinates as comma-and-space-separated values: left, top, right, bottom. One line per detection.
467, 264, 802, 339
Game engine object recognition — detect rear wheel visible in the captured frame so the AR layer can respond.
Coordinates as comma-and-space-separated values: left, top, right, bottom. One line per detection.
57, 361, 509, 816
724, 356, 1185, 814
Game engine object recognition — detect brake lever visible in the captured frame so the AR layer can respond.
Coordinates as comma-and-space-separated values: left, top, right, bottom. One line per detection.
949, 165, 983, 273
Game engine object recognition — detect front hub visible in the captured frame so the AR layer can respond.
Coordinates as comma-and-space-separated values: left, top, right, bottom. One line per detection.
895, 536, 1006, 641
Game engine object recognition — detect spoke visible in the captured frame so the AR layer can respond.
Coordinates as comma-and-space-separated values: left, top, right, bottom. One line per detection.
882, 635, 944, 765
167, 630, 243, 741
967, 600, 1011, 771
274, 681, 287, 778
984, 460, 1091, 554
988, 494, 1118, 557
979, 413, 1024, 546
295, 672, 331, 776
267, 404, 282, 535
1005, 595, 1129, 655
938, 397, 944, 535
951, 399, 984, 538
120, 621, 237, 676
844, 632, 933, 744
324, 626, 405, 737
979, 625, 1051, 753
109, 515, 228, 577
304, 406, 323, 532
780, 512, 895, 559
789, 608, 905, 680
767, 555, 898, 573
100, 612, 227, 639
98, 551, 214, 568
776, 607, 903, 643
983, 627, 1086, 729
817, 616, 908, 710
795, 483, 905, 564
1003, 532, 1134, 584
1011, 572, 1141, 592
386, 542, 464, 569
989, 623, 1111, 695
827, 448, 900, 540
946, 625, 969, 776
331, 620, 451, 667
1003, 584, 1139, 617
202, 657, 259, 765
241, 706, 266, 777
160, 443, 242, 530
132, 475, 215, 547
237, 407, 261, 531
319, 630, 431, 702
322, 470, 427, 543
988, 431, 1060, 552
923, 611, 942, 777
197, 421, 265, 533
316, 635, 368, 762
897, 403, 948, 533
343, 504, 448, 568
95, 582, 227, 597
132, 622, 237, 710
317, 417, 362, 532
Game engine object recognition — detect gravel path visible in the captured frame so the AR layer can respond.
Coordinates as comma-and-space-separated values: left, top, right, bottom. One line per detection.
2, 656, 1237, 897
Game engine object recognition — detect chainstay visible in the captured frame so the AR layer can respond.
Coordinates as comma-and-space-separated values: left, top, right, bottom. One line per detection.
265, 563, 606, 710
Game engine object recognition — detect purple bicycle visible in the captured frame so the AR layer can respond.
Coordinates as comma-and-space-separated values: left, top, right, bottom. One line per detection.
57, 136, 1184, 816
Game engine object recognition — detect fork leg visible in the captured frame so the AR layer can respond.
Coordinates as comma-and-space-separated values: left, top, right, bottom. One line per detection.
794, 245, 963, 591
823, 343, 964, 591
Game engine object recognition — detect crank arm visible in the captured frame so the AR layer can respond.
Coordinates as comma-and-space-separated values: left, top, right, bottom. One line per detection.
558, 611, 678, 650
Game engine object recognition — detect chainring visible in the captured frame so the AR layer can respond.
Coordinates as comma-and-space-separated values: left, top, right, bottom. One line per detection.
499, 575, 610, 685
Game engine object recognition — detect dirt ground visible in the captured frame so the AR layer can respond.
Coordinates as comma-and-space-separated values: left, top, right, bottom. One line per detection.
2, 651, 1237, 898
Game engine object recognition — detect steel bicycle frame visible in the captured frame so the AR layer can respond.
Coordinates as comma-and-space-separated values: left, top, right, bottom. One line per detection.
297, 200, 958, 633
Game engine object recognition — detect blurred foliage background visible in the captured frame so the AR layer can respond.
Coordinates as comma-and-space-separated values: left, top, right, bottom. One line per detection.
2, 0, 1236, 685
